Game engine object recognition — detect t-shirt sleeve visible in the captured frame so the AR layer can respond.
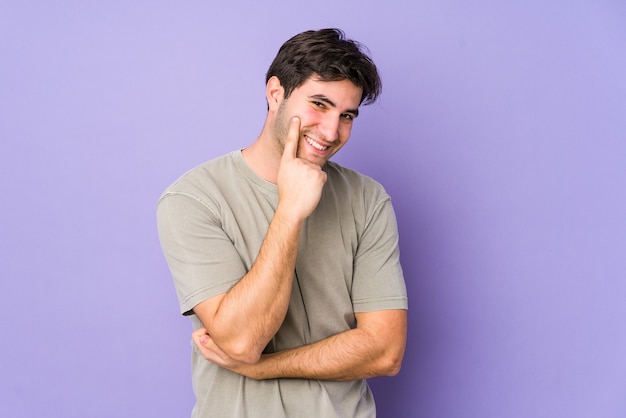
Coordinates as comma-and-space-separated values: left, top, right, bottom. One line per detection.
157, 191, 247, 315
351, 197, 408, 312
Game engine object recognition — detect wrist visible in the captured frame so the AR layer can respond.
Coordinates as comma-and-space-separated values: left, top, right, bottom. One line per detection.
273, 205, 306, 229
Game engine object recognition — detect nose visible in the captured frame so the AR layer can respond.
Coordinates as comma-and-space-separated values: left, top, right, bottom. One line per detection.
318, 114, 340, 142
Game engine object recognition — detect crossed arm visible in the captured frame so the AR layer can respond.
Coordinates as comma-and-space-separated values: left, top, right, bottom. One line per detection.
193, 308, 407, 381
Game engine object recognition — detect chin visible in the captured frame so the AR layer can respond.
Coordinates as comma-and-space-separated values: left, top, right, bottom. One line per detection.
300, 153, 329, 167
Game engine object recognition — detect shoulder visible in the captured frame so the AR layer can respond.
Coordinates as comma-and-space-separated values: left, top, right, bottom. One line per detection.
166, 152, 236, 191
325, 161, 390, 202
323, 161, 394, 230
156, 151, 242, 215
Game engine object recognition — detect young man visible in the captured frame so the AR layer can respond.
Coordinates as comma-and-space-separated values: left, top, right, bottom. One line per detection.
157, 28, 408, 417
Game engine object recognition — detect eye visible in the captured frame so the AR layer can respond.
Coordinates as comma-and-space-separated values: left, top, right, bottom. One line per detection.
341, 113, 354, 121
312, 101, 326, 109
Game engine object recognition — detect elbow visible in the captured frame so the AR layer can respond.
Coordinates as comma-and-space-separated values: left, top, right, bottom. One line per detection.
231, 350, 262, 365
224, 339, 263, 365
381, 354, 403, 377
385, 358, 403, 376
378, 346, 405, 377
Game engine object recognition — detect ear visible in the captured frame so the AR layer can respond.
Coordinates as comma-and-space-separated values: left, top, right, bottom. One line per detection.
266, 76, 284, 111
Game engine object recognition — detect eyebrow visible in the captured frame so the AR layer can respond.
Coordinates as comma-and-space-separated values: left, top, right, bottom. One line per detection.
310, 94, 359, 118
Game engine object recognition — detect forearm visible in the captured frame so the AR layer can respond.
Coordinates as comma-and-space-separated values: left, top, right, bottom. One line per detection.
248, 331, 397, 381
228, 310, 407, 381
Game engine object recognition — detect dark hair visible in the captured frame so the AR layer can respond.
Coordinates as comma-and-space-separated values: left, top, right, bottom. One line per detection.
266, 28, 382, 105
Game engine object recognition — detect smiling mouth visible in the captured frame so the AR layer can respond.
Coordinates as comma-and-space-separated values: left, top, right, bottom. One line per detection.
305, 135, 329, 151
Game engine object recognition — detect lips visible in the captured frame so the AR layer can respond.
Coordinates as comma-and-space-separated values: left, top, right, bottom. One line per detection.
304, 135, 329, 151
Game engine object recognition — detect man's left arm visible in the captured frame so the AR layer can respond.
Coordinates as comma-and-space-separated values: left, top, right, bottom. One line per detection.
193, 308, 407, 381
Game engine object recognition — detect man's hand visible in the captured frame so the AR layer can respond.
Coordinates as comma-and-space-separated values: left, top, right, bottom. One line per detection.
276, 117, 327, 223
192, 327, 258, 377
192, 327, 241, 370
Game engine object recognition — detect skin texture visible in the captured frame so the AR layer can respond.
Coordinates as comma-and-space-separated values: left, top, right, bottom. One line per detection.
191, 75, 407, 378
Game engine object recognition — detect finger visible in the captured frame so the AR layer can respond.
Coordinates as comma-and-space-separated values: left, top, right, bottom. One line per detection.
192, 332, 204, 351
281, 116, 300, 160
192, 327, 208, 339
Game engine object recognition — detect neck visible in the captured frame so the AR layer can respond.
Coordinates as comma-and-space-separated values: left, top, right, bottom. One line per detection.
241, 125, 281, 184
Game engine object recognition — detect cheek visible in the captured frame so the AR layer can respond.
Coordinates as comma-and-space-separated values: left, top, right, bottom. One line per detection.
300, 107, 320, 123
338, 124, 353, 142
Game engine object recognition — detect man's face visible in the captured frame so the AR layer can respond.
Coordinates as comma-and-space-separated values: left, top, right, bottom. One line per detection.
272, 77, 363, 167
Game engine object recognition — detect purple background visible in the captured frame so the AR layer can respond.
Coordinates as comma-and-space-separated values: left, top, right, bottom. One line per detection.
2, 1, 625, 417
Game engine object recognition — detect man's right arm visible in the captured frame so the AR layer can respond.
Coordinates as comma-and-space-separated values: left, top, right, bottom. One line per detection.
193, 117, 325, 364
192, 209, 301, 364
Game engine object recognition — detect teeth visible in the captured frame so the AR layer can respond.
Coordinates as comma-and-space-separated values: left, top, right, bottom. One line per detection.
305, 136, 328, 151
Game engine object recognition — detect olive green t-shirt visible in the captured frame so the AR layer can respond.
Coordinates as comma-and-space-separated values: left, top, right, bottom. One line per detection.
157, 150, 407, 418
